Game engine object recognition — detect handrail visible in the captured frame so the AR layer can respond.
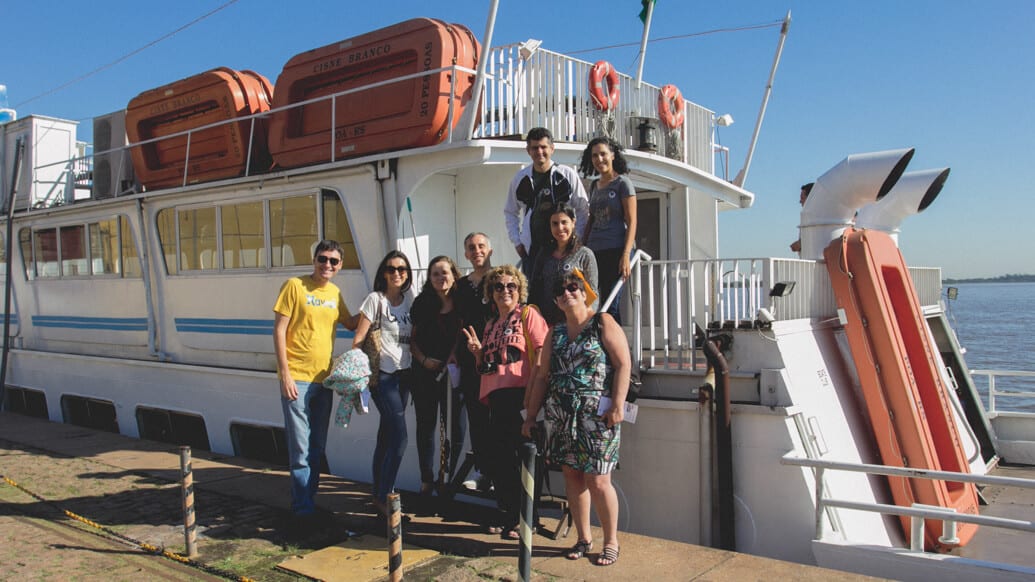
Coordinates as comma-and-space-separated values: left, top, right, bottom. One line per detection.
782, 452, 1035, 552
601, 249, 651, 313
970, 369, 1035, 413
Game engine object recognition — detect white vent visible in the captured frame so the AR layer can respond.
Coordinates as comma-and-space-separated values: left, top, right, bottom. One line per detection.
92, 110, 135, 199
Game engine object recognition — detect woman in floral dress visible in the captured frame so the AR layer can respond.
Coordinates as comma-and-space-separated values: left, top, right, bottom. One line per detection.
522, 269, 630, 566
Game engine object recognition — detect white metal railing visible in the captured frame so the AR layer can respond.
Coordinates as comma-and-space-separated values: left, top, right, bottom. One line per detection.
970, 369, 1035, 413
628, 258, 945, 373
781, 453, 1035, 553
476, 44, 714, 171
24, 43, 718, 209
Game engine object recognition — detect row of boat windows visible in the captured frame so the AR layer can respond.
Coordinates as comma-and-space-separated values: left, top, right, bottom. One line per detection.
5, 189, 360, 279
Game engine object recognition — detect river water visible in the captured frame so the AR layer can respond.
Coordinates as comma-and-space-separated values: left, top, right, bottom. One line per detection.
946, 281, 1035, 412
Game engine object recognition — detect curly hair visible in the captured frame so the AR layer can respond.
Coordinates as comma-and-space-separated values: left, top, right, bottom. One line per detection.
578, 136, 630, 177
483, 264, 529, 307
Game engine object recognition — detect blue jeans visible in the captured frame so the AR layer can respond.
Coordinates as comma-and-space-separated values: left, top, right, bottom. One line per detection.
281, 381, 332, 516
371, 371, 410, 503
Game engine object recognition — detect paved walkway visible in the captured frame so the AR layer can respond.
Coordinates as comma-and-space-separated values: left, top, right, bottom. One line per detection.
0, 412, 881, 580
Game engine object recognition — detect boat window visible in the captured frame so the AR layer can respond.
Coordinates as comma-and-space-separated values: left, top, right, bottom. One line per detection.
179, 207, 218, 271
222, 200, 266, 269
322, 189, 360, 269
19, 228, 33, 280
120, 216, 142, 277
270, 194, 318, 268
60, 225, 88, 276
89, 220, 118, 275
34, 228, 60, 278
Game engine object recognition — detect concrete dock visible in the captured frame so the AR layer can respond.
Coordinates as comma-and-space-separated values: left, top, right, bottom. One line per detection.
0, 411, 880, 580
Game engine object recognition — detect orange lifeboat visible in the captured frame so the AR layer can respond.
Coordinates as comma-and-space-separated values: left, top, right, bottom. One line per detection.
125, 67, 273, 190
825, 228, 980, 550
267, 18, 480, 169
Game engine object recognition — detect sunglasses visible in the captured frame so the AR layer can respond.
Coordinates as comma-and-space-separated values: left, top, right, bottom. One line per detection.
554, 282, 582, 297
316, 255, 341, 266
384, 265, 409, 274
492, 282, 518, 293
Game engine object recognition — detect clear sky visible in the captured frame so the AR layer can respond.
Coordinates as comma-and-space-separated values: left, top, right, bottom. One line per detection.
3, 0, 1032, 278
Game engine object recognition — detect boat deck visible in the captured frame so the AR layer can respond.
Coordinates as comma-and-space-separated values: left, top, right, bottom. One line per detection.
954, 463, 1035, 568
0, 412, 879, 581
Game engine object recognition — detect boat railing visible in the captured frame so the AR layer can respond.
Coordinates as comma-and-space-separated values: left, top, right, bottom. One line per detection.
628, 257, 943, 372
781, 453, 1035, 553
970, 369, 1035, 413
21, 42, 718, 209
477, 44, 715, 171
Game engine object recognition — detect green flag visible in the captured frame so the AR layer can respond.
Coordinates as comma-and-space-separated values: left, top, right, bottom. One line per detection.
639, 0, 656, 23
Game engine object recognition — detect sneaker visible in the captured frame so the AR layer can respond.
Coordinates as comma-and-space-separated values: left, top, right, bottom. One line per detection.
462, 478, 479, 491
476, 475, 493, 492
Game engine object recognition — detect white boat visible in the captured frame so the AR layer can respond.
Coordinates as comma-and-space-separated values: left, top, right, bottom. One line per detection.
1, 5, 1033, 581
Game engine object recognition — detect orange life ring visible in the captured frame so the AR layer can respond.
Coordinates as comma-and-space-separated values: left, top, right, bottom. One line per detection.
658, 84, 685, 129
589, 61, 620, 111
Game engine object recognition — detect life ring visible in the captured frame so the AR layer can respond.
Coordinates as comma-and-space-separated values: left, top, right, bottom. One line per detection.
589, 61, 620, 111
658, 84, 685, 129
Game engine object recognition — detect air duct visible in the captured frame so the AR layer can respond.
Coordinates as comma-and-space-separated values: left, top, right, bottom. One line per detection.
855, 168, 949, 245
799, 148, 914, 260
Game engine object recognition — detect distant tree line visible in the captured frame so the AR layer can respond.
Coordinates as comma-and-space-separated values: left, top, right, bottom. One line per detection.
943, 273, 1035, 284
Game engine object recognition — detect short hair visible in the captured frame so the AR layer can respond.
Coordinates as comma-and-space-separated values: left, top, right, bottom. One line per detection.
801, 182, 815, 197
463, 232, 492, 250
525, 127, 554, 144
313, 239, 344, 259
578, 137, 630, 177
552, 270, 586, 298
373, 250, 413, 293
483, 264, 529, 306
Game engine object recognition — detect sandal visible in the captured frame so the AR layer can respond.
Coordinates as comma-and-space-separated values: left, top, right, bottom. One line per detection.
504, 526, 520, 540
486, 525, 504, 535
596, 545, 619, 566
566, 539, 592, 560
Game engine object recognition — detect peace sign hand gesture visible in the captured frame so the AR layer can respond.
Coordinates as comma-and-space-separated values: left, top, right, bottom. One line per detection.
461, 325, 483, 354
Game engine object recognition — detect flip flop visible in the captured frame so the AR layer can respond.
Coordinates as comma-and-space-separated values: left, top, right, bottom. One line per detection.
566, 539, 592, 560
596, 545, 619, 566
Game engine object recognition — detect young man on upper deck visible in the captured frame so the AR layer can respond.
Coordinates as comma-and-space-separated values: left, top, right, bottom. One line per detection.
273, 240, 357, 524
504, 127, 589, 279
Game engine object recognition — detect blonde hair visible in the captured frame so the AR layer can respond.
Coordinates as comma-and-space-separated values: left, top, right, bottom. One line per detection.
483, 264, 529, 306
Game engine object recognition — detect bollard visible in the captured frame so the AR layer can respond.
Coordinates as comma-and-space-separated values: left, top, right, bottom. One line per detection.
387, 492, 402, 582
519, 441, 536, 582
179, 446, 198, 558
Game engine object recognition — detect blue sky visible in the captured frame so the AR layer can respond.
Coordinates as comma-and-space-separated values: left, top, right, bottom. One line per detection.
3, 0, 1032, 278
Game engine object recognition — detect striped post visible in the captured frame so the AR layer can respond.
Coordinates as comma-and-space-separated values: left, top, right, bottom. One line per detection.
179, 446, 198, 558
519, 441, 536, 582
387, 492, 402, 582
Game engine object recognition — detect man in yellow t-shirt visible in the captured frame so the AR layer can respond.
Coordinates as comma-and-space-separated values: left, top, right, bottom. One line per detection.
273, 240, 356, 521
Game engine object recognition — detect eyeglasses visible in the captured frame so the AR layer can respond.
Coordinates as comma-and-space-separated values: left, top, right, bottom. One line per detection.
384, 265, 409, 274
492, 282, 518, 293
554, 282, 582, 297
316, 256, 341, 266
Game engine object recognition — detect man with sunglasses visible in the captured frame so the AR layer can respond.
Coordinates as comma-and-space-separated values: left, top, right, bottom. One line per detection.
273, 240, 357, 528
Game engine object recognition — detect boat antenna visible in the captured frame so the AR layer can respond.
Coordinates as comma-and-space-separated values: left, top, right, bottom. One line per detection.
635, 0, 657, 88
457, 0, 500, 140
732, 10, 791, 188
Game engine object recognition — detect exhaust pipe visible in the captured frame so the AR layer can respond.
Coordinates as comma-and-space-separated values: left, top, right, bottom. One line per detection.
855, 168, 949, 245
799, 148, 914, 260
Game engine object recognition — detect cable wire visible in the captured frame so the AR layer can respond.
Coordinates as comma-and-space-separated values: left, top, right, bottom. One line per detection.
13, 0, 240, 109
566, 20, 784, 56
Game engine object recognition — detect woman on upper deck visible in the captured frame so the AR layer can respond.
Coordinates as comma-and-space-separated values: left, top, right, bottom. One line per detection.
579, 137, 636, 324
530, 202, 598, 325
352, 250, 414, 517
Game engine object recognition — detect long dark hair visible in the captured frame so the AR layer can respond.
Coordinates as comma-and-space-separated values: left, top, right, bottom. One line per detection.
547, 202, 582, 255
412, 255, 460, 318
578, 136, 630, 177
373, 250, 413, 293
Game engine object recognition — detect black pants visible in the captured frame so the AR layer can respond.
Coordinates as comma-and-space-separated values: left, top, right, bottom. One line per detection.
411, 366, 466, 484
460, 365, 492, 474
486, 387, 543, 528
594, 247, 627, 324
